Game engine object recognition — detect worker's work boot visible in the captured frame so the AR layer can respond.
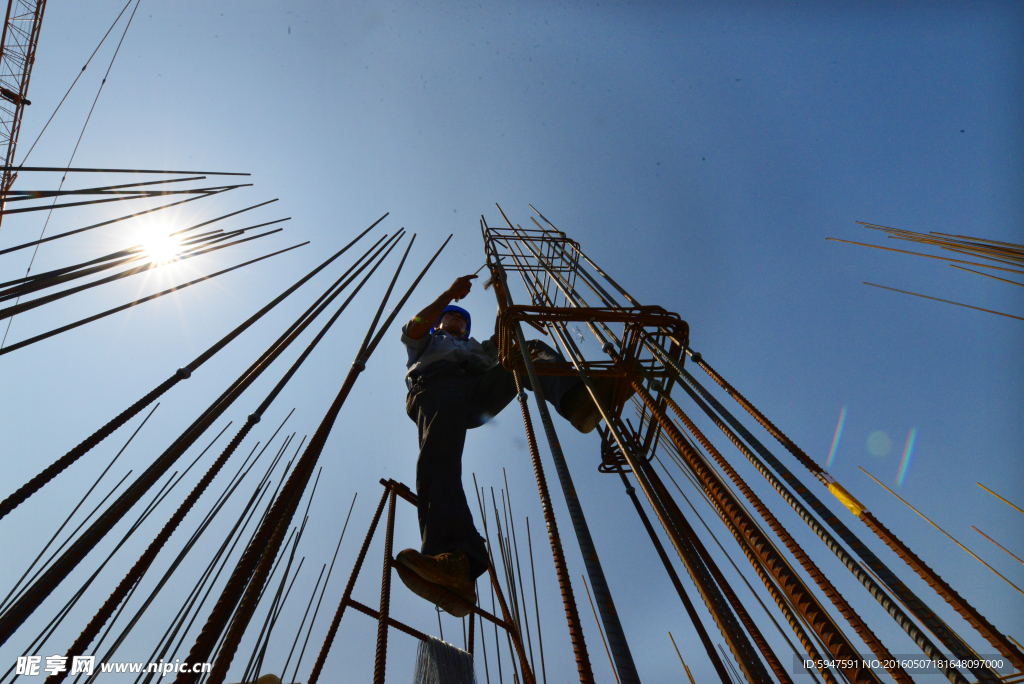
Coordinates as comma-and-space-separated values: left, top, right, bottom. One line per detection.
395, 549, 476, 617
561, 377, 628, 434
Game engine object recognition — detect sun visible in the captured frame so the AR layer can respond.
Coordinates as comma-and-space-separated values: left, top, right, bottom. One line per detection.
141, 232, 182, 264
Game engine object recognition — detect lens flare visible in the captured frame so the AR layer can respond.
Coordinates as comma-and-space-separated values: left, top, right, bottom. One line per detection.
897, 428, 917, 487
826, 406, 846, 468
141, 233, 181, 264
867, 430, 892, 457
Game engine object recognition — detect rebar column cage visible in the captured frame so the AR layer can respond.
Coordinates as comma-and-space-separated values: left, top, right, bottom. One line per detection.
316, 478, 535, 684
486, 220, 684, 380
483, 214, 686, 475
481, 207, 897, 684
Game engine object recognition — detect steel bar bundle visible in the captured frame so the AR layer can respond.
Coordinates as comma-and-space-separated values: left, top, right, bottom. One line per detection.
0, 214, 385, 522
0, 190, 271, 257
683, 345, 1024, 672
40, 230, 407, 682
857, 222, 1023, 269
470, 475, 553, 684
0, 219, 283, 318
0, 172, 296, 355
480, 205, 1023, 684
0, 221, 400, 642
307, 479, 531, 684
1, 180, 250, 215
483, 214, 639, 684
828, 222, 1024, 320
173, 233, 452, 684
484, 210, 778, 683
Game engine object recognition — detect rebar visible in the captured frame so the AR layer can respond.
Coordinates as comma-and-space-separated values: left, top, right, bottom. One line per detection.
488, 212, 633, 683
0, 214, 384, 521
508, 371, 594, 683
610, 463, 731, 682
686, 349, 1024, 670
372, 488, 398, 684
306, 488, 390, 684
177, 234, 448, 684
654, 347, 991, 681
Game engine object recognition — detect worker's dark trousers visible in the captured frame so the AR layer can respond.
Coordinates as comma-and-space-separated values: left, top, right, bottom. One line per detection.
406, 340, 580, 579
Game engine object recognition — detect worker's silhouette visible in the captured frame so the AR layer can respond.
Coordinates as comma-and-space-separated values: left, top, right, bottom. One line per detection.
396, 273, 608, 615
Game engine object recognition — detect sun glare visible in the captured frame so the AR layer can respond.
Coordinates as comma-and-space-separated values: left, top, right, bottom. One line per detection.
142, 233, 182, 264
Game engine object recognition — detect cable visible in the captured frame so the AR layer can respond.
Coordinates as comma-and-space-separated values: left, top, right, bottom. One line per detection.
16, 0, 134, 167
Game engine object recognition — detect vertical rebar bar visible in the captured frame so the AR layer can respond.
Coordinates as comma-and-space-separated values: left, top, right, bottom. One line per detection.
306, 487, 390, 684
487, 219, 633, 682
625, 372, 880, 684
611, 465, 731, 682
509, 371, 593, 684
372, 488, 397, 684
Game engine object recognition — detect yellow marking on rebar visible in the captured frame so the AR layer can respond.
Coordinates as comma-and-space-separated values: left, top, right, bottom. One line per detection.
827, 482, 866, 516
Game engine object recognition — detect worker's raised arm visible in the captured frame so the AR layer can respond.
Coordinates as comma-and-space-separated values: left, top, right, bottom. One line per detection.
405, 274, 477, 340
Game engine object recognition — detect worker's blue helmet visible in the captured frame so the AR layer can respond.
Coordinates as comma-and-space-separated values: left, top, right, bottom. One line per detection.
431, 305, 471, 339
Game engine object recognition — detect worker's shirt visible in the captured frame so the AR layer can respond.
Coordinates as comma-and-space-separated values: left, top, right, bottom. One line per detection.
401, 322, 499, 389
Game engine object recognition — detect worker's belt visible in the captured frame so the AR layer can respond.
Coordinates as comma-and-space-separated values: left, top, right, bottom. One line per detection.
409, 361, 471, 389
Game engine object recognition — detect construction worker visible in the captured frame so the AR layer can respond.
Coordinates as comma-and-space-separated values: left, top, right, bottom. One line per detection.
395, 272, 608, 616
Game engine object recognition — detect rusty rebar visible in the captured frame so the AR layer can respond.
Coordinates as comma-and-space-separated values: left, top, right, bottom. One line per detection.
488, 216, 630, 683
656, 349, 993, 681
627, 373, 881, 684
25, 234, 398, 673
687, 349, 1024, 671
639, 454, 792, 683
178, 235, 447, 684
0, 215, 383, 522
487, 546, 535, 684
973, 528, 1024, 567
283, 492, 357, 684
658, 392, 915, 683
372, 488, 397, 684
0, 191, 226, 257
504, 294, 762, 682
307, 487, 390, 684
610, 463, 732, 683
511, 369, 594, 684
655, 454, 832, 684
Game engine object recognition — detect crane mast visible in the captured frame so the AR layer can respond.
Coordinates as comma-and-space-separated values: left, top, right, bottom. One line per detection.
0, 0, 46, 230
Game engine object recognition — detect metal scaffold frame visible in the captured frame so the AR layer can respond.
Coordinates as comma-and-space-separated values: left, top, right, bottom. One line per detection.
307, 478, 534, 684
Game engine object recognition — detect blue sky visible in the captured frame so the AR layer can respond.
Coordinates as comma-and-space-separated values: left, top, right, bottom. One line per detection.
0, 2, 1021, 682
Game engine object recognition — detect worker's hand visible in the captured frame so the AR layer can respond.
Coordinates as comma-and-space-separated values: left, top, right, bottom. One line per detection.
447, 274, 477, 302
